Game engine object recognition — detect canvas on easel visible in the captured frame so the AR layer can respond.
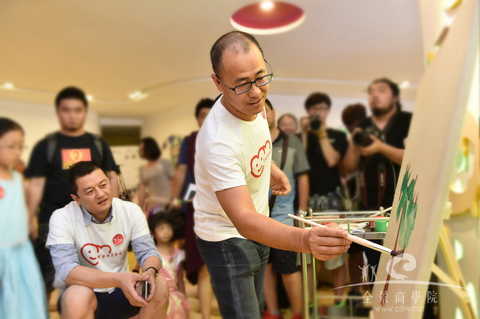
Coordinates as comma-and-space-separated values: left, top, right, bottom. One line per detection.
371, 0, 478, 317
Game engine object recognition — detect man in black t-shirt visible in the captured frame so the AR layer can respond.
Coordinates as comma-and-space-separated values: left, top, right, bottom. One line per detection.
343, 78, 412, 210
25, 86, 119, 297
301, 92, 348, 211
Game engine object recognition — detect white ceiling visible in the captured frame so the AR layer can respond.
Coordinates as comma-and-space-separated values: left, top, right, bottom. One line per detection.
0, 0, 424, 116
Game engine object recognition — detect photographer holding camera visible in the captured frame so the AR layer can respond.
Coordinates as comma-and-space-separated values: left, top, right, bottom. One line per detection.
302, 92, 348, 211
343, 78, 412, 211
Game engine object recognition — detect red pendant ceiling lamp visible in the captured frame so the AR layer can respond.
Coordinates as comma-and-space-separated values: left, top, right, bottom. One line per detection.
230, 1, 305, 35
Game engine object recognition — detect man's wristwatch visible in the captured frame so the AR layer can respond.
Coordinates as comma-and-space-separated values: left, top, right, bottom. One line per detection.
144, 266, 159, 278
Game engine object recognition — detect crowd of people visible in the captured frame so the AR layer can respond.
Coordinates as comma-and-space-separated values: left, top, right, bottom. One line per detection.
0, 31, 411, 319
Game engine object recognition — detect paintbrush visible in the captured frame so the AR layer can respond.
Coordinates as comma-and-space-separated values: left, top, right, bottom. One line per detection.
370, 206, 392, 217
288, 214, 401, 257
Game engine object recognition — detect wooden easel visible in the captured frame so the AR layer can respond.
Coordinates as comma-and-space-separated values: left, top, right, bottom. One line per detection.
430, 223, 476, 319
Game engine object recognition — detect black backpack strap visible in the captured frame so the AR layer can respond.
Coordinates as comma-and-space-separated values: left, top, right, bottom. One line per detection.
269, 133, 289, 213
89, 133, 104, 162
46, 132, 59, 164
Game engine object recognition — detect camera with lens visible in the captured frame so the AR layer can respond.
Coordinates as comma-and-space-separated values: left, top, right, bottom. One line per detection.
352, 126, 383, 147
309, 115, 322, 131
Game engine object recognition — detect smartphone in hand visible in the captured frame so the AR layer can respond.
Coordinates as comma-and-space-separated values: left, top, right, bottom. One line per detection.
136, 280, 151, 300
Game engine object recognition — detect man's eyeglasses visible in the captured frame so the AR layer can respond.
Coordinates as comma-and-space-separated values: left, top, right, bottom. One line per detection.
226, 73, 274, 95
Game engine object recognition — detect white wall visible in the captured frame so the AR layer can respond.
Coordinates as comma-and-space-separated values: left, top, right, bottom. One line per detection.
0, 99, 100, 162
110, 146, 144, 190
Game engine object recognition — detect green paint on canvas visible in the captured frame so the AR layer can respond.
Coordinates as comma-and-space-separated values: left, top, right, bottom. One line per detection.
396, 167, 418, 250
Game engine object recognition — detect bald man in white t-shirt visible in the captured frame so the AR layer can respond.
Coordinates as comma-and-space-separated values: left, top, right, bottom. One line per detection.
193, 31, 351, 319
47, 161, 169, 319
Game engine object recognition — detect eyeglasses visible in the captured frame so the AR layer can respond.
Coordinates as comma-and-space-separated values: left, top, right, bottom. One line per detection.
217, 60, 274, 95
225, 73, 274, 95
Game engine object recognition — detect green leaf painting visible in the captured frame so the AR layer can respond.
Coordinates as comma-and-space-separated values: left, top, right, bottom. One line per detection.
396, 166, 418, 250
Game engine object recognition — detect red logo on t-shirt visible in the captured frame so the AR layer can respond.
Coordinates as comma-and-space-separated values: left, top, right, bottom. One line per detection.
0, 186, 4, 199
61, 148, 92, 170
80, 243, 113, 266
250, 140, 271, 178
112, 234, 124, 246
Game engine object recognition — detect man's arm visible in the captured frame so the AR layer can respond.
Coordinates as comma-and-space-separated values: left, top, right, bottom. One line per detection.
341, 139, 361, 174
66, 266, 147, 306
377, 143, 404, 165
216, 186, 350, 260
317, 129, 341, 168
131, 232, 163, 303
25, 177, 45, 238
65, 265, 122, 288
25, 177, 45, 214
297, 174, 309, 211
359, 135, 404, 165
169, 137, 190, 208
170, 164, 187, 207
270, 161, 291, 195
49, 241, 148, 307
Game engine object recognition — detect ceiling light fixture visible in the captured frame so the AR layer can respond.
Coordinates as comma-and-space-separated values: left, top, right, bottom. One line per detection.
231, 1, 305, 35
128, 90, 148, 101
260, 0, 275, 11
1, 82, 15, 90
399, 81, 411, 89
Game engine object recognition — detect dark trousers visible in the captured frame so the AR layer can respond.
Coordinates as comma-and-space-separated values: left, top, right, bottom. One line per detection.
197, 237, 270, 319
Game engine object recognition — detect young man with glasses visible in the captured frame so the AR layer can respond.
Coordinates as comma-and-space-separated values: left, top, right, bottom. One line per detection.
193, 31, 351, 319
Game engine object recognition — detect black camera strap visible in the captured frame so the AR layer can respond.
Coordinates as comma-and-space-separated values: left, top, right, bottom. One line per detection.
269, 132, 289, 214
377, 162, 387, 206
359, 109, 400, 208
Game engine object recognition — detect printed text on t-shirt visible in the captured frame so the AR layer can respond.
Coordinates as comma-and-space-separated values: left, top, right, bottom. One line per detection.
80, 243, 124, 266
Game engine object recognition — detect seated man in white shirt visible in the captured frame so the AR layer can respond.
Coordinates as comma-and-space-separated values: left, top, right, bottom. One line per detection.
47, 161, 169, 319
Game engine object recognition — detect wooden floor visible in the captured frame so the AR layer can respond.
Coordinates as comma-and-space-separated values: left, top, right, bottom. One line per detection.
48, 284, 340, 318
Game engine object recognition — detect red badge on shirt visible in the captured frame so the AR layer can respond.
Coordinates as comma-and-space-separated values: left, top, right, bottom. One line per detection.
112, 234, 124, 246
0, 186, 4, 199
61, 148, 92, 170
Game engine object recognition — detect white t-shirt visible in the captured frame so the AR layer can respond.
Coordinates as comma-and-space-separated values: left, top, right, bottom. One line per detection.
193, 98, 272, 241
47, 198, 150, 292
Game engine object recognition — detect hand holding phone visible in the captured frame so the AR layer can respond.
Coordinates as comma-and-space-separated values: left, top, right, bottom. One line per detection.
136, 280, 151, 300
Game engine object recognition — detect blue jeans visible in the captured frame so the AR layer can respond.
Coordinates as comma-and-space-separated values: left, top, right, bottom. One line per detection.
197, 237, 270, 319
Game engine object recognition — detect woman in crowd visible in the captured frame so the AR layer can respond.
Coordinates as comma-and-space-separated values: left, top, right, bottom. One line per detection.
136, 137, 174, 215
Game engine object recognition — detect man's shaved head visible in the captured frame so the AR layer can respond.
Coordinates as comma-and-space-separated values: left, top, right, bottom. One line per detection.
210, 31, 265, 75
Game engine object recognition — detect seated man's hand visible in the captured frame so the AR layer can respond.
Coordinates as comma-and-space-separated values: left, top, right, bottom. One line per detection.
116, 272, 148, 307
305, 224, 351, 260
141, 268, 158, 302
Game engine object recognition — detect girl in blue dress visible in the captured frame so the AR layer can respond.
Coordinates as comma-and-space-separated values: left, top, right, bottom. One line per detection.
0, 117, 47, 319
